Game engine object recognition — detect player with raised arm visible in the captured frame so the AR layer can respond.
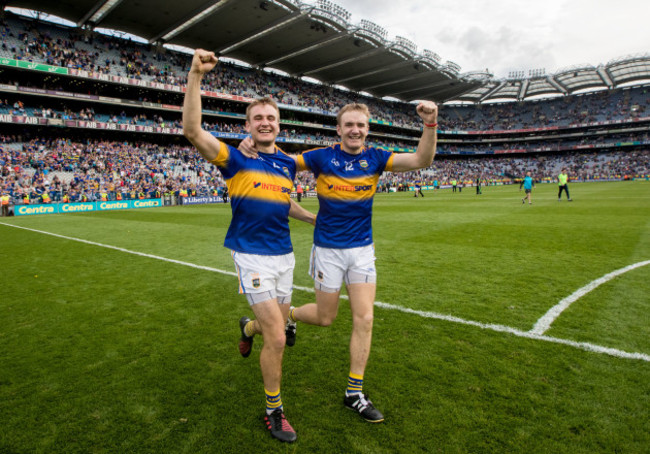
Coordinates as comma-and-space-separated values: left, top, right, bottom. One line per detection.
240, 100, 438, 423
183, 48, 315, 443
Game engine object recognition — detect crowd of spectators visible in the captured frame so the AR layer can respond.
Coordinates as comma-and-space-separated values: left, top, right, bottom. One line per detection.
2, 136, 648, 206
0, 14, 648, 211
1, 13, 648, 133
376, 149, 650, 190
0, 137, 226, 204
2, 98, 648, 156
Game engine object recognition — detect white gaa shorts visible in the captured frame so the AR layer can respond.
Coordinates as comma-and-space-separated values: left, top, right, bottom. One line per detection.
309, 244, 377, 292
231, 251, 295, 303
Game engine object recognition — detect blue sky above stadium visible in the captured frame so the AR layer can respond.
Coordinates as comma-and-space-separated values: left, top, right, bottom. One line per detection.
337, 0, 649, 78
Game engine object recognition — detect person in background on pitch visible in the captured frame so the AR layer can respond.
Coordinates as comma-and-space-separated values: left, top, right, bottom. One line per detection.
183, 48, 315, 444
239, 100, 439, 424
0, 191, 10, 216
413, 178, 424, 197
296, 182, 303, 202
558, 168, 572, 201
520, 171, 534, 204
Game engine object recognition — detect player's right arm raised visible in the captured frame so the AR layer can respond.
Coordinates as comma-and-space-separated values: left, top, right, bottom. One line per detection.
183, 49, 221, 162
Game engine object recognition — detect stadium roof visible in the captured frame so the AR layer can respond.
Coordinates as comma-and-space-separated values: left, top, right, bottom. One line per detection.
456, 53, 650, 103
4, 0, 488, 102
5, 0, 650, 104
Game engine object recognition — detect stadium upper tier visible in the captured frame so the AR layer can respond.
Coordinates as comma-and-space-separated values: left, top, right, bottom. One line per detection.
1, 88, 648, 157
1, 100, 648, 156
0, 9, 648, 160
0, 10, 647, 134
0, 9, 650, 109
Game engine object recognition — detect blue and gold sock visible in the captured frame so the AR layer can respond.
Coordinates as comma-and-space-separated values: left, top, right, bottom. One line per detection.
265, 388, 283, 415
288, 307, 296, 323
346, 372, 363, 397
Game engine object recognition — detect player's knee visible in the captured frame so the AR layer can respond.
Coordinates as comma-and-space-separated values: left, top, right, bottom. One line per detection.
317, 313, 337, 326
267, 329, 287, 350
353, 312, 374, 330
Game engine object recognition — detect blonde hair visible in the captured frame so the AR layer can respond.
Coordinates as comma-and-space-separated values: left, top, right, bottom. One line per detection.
246, 97, 280, 121
336, 103, 371, 125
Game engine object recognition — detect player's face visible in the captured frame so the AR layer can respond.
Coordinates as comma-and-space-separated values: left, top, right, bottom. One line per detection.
246, 104, 280, 147
337, 110, 369, 153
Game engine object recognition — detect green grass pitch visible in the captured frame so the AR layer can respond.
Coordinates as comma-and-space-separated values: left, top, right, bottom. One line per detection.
1, 181, 649, 453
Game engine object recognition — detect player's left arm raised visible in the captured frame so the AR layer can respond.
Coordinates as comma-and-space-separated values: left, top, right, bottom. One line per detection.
390, 101, 438, 172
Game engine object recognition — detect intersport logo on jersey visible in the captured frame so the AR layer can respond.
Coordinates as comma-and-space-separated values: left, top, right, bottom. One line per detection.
328, 184, 373, 192
253, 182, 291, 193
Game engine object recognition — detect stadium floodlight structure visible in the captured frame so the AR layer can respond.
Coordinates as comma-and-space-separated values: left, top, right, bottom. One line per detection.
528, 68, 546, 78
311, 0, 351, 28
418, 49, 442, 69
444, 60, 461, 76
507, 70, 525, 80
390, 36, 417, 59
262, 1, 357, 68
356, 19, 388, 45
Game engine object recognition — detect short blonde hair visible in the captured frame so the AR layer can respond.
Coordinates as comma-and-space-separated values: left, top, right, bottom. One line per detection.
336, 103, 370, 125
246, 97, 280, 121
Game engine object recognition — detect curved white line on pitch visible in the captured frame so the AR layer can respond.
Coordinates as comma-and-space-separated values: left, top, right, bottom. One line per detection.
2, 222, 648, 363
530, 260, 650, 335
375, 302, 650, 362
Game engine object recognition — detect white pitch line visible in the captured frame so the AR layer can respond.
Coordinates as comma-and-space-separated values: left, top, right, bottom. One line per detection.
0, 222, 314, 291
0, 222, 240, 278
530, 260, 650, 335
2, 222, 648, 363
376, 302, 650, 362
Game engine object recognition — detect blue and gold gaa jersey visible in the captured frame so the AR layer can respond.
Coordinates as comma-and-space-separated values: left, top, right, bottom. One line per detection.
210, 142, 296, 255
297, 144, 394, 248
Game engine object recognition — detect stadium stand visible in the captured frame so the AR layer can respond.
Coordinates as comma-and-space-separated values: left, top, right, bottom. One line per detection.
0, 9, 648, 211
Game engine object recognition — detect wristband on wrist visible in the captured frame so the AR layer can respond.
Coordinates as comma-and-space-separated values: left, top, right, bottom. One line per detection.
424, 122, 438, 128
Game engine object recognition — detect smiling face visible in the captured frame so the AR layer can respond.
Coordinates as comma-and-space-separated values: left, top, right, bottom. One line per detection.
245, 103, 280, 149
336, 109, 369, 154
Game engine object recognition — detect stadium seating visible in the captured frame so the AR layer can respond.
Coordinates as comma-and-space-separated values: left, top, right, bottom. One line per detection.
0, 11, 648, 205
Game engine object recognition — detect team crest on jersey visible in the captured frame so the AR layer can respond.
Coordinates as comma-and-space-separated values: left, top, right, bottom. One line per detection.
251, 273, 261, 288
317, 271, 324, 280
359, 160, 368, 168
282, 167, 291, 178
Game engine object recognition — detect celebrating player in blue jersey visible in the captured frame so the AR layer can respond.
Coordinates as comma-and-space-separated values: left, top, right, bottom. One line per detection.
240, 100, 438, 424
183, 48, 315, 443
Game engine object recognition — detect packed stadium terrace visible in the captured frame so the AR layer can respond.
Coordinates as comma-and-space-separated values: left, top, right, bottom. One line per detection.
2, 137, 648, 204
0, 11, 649, 206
